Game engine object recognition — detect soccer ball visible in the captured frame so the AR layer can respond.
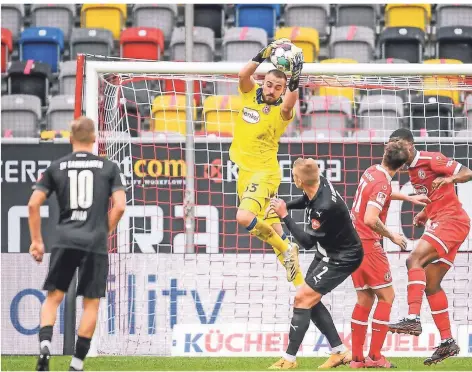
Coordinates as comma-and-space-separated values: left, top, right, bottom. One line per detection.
270, 42, 297, 73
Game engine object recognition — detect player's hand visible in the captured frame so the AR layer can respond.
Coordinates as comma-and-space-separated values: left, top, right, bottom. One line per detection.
390, 232, 408, 251
269, 198, 289, 219
264, 205, 274, 219
413, 210, 428, 227
252, 38, 291, 64
288, 47, 304, 92
432, 176, 454, 190
408, 194, 431, 207
29, 241, 45, 263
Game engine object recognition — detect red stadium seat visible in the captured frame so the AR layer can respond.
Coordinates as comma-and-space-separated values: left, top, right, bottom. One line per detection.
162, 65, 206, 106
1, 28, 13, 73
120, 27, 164, 60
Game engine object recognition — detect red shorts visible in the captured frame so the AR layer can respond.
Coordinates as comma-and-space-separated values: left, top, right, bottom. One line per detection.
351, 240, 392, 291
422, 212, 470, 267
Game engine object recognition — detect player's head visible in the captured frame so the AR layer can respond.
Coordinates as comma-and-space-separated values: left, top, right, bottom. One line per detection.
382, 140, 410, 172
292, 157, 320, 190
70, 116, 96, 147
263, 69, 287, 104
388, 128, 416, 164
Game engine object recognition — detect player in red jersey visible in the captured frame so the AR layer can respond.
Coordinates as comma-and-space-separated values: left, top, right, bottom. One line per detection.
388, 128, 472, 365
349, 141, 430, 369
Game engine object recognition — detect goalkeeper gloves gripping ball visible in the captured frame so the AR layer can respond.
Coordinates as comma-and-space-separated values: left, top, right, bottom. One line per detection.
288, 48, 304, 92
252, 38, 292, 65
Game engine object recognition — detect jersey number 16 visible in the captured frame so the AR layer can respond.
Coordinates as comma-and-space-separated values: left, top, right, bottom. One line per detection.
68, 170, 94, 209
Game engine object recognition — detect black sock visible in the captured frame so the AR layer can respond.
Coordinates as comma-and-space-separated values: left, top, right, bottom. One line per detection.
310, 302, 342, 348
39, 325, 53, 352
286, 308, 311, 356
74, 336, 91, 361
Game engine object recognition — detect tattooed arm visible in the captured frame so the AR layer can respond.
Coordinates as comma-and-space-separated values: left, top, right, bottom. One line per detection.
364, 205, 407, 250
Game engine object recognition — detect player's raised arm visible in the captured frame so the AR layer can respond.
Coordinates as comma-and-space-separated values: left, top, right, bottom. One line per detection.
432, 163, 472, 190
281, 48, 303, 121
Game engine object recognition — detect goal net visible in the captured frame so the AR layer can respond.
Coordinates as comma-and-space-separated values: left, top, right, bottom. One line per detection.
78, 58, 472, 357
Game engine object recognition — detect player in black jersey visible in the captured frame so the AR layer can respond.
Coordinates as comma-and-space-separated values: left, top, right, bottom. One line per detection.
268, 158, 363, 370
28, 117, 126, 371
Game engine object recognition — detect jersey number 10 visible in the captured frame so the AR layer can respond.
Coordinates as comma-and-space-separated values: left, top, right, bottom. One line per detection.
68, 170, 94, 209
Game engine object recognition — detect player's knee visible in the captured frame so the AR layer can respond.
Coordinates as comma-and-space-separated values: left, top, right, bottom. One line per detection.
405, 254, 417, 270
47, 290, 65, 305
376, 288, 395, 305
357, 292, 375, 309
236, 209, 255, 227
425, 284, 442, 296
294, 286, 321, 308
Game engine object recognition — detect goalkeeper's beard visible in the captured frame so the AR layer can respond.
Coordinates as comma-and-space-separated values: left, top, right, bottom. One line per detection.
263, 93, 277, 104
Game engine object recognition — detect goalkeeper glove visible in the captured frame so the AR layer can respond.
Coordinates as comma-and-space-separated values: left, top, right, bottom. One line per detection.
288, 48, 304, 92
252, 38, 292, 64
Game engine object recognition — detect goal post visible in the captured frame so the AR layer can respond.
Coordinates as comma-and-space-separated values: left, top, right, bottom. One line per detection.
76, 57, 472, 356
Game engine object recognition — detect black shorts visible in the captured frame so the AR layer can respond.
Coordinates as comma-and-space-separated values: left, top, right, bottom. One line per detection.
305, 256, 362, 295
43, 248, 108, 298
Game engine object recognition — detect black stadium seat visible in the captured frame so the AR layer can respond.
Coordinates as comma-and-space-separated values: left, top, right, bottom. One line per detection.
436, 26, 472, 63
380, 27, 425, 63
7, 60, 51, 106
410, 94, 454, 138
194, 4, 224, 39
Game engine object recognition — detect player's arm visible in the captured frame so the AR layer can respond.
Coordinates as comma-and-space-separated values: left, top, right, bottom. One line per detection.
281, 48, 303, 121
364, 205, 407, 250
108, 164, 127, 233
286, 195, 306, 210
390, 191, 431, 206
432, 164, 472, 190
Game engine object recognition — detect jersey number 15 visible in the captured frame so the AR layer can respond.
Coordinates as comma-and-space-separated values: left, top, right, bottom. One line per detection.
68, 170, 94, 209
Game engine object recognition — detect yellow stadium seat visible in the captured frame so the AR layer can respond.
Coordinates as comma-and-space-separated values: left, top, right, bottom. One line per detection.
320, 58, 358, 64
152, 95, 197, 134
423, 59, 463, 105
203, 95, 242, 136
41, 130, 71, 140
385, 4, 431, 32
318, 59, 358, 102
275, 27, 320, 62
81, 4, 127, 39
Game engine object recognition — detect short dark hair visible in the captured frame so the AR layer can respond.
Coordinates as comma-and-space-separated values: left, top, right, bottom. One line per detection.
267, 69, 287, 81
389, 128, 414, 144
383, 141, 409, 171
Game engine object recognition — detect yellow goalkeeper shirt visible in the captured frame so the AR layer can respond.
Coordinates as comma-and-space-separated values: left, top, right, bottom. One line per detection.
229, 84, 293, 174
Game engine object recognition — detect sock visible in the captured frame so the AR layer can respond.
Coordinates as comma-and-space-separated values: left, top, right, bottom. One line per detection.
310, 302, 343, 349
407, 268, 426, 315
39, 325, 53, 353
72, 336, 91, 369
351, 303, 371, 362
247, 217, 289, 256
427, 290, 452, 340
331, 344, 347, 354
286, 308, 312, 357
274, 245, 305, 288
369, 301, 392, 360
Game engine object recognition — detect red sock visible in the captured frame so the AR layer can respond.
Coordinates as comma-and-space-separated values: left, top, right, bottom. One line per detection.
369, 301, 392, 360
351, 303, 371, 362
427, 290, 452, 340
407, 268, 426, 315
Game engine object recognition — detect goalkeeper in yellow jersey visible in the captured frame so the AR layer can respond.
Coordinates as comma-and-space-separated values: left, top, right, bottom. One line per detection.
230, 39, 304, 287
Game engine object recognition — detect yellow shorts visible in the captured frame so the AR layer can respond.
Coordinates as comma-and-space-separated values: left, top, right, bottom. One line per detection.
237, 170, 281, 225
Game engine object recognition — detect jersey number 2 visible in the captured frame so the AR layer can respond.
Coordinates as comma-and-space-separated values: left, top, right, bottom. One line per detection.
68, 170, 94, 209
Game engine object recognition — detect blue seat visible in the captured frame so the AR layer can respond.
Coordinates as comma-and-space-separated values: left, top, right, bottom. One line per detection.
19, 27, 64, 73
235, 4, 278, 38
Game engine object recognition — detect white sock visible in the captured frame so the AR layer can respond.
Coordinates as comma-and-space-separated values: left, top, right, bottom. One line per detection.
407, 314, 420, 320
331, 344, 347, 354
283, 352, 296, 362
70, 357, 84, 370
441, 338, 452, 343
40, 340, 51, 352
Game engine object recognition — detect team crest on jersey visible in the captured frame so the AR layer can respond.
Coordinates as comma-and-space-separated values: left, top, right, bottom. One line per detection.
418, 169, 426, 179
413, 184, 428, 195
385, 271, 392, 282
429, 221, 439, 230
382, 185, 388, 191
262, 105, 271, 114
311, 219, 321, 230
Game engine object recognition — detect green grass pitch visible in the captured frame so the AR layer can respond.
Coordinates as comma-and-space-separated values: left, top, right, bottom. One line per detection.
2, 356, 472, 371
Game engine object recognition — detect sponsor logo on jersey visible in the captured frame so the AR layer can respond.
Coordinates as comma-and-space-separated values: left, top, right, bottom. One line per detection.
262, 105, 271, 114
418, 169, 426, 179
311, 219, 321, 230
413, 184, 428, 195
376, 192, 387, 205
385, 271, 392, 282
242, 107, 260, 124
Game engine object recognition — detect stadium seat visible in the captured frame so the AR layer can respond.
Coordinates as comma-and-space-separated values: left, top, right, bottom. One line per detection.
436, 27, 472, 64
59, 60, 77, 95
1, 94, 41, 137
162, 78, 204, 107
151, 95, 196, 134
300, 129, 344, 140
385, 4, 431, 32
423, 59, 463, 105
1, 28, 13, 73
222, 27, 267, 62
380, 27, 425, 63
1, 4, 24, 40
436, 4, 472, 28
410, 94, 454, 137
305, 95, 352, 133
358, 95, 404, 134
464, 95, 472, 130
46, 95, 75, 131
7, 60, 51, 106
120, 28, 164, 60
19, 27, 64, 73
203, 95, 242, 136
329, 26, 375, 63
80, 4, 127, 39
70, 28, 114, 58
284, 4, 330, 39
235, 4, 277, 38
275, 27, 320, 63
335, 5, 379, 31
170, 27, 214, 62
194, 5, 224, 39
133, 4, 177, 43
372, 58, 410, 64
31, 4, 76, 42
317, 59, 357, 103
215, 69, 239, 95
40, 130, 71, 140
